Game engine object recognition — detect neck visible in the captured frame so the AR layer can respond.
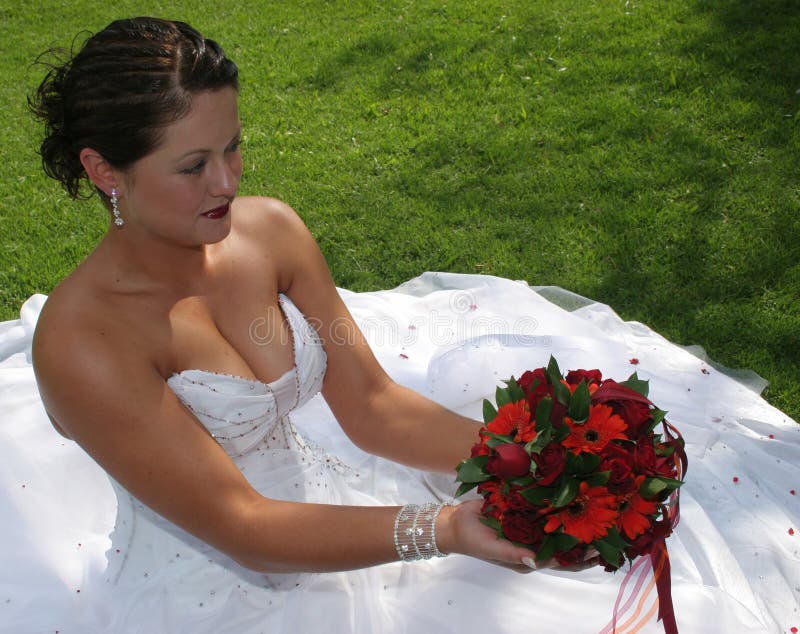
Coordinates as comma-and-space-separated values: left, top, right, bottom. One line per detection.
95, 225, 225, 297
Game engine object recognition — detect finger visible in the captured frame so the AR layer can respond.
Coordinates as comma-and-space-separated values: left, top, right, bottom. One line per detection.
484, 558, 535, 574
510, 564, 535, 574
521, 556, 538, 570
560, 556, 602, 572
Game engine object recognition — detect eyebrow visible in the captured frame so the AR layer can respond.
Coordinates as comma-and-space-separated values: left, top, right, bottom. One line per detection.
174, 129, 242, 162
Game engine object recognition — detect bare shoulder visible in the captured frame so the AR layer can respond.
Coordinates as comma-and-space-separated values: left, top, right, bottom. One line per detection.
230, 196, 320, 289
33, 277, 158, 437
232, 196, 308, 239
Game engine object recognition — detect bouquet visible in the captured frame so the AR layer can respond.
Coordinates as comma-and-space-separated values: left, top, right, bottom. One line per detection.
456, 356, 687, 634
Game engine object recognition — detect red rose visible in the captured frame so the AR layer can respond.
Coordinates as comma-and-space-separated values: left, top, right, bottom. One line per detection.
486, 443, 532, 478
520, 368, 554, 411
506, 488, 535, 512
501, 511, 545, 545
534, 442, 566, 486
565, 369, 602, 386
549, 400, 569, 426
600, 443, 634, 485
612, 476, 637, 496
554, 545, 589, 567
518, 368, 546, 392
470, 441, 491, 457
634, 438, 657, 473
654, 453, 678, 480
626, 530, 653, 558
625, 517, 672, 559
611, 400, 652, 437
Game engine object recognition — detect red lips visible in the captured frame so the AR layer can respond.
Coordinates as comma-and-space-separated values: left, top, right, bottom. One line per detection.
202, 202, 230, 219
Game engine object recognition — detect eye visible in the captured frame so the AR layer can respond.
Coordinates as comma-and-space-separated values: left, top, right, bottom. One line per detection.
226, 138, 241, 153
180, 159, 206, 175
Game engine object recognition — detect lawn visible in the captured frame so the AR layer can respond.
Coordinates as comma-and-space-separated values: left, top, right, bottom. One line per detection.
0, 0, 797, 421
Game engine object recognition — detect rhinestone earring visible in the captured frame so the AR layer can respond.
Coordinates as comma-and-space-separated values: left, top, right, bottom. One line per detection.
111, 188, 124, 227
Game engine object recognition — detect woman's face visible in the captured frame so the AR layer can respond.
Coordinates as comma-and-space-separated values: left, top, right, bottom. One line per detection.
118, 87, 243, 246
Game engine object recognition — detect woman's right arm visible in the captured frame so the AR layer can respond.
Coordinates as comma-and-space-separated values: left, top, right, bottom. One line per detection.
32, 314, 535, 574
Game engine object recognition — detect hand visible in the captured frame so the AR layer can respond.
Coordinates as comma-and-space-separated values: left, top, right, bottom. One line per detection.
522, 548, 601, 573
436, 500, 533, 573
436, 500, 600, 574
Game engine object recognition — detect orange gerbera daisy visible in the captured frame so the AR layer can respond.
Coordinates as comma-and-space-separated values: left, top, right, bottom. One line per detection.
618, 476, 659, 539
563, 403, 627, 455
544, 481, 619, 543
487, 400, 531, 436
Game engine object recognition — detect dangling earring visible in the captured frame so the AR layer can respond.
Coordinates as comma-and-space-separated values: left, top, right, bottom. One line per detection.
111, 188, 124, 227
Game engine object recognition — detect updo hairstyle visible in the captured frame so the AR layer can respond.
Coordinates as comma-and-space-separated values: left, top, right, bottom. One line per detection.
29, 17, 239, 201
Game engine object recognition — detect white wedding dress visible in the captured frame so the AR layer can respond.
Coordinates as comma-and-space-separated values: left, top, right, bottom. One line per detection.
0, 273, 797, 634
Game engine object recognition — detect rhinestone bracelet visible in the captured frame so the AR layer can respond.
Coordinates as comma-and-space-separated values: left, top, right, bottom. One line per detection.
393, 502, 449, 562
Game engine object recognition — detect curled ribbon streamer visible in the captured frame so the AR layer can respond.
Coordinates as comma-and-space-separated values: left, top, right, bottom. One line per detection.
598, 556, 652, 634
600, 420, 687, 634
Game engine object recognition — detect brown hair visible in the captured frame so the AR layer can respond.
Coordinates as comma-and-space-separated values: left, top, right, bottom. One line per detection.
29, 17, 239, 200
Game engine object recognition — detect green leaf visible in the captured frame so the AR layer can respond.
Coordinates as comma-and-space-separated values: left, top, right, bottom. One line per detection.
594, 536, 625, 569
655, 444, 676, 457
553, 477, 579, 508
508, 475, 535, 487
482, 399, 498, 424
480, 516, 502, 531
520, 486, 554, 506
643, 408, 667, 434
640, 476, 683, 499
621, 372, 650, 397
602, 527, 629, 550
565, 451, 601, 475
546, 356, 563, 385
495, 385, 511, 407
528, 426, 552, 454
505, 377, 526, 403
455, 456, 490, 483
551, 532, 581, 552
553, 380, 571, 406
553, 423, 571, 443
485, 433, 514, 448
455, 481, 479, 498
535, 534, 557, 562
584, 470, 611, 487
535, 398, 554, 432
568, 380, 591, 422
651, 409, 667, 425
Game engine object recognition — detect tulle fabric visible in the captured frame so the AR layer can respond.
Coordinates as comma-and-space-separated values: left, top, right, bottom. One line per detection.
0, 273, 797, 634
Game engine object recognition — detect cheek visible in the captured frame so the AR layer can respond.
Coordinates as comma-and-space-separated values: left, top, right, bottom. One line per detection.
232, 153, 243, 181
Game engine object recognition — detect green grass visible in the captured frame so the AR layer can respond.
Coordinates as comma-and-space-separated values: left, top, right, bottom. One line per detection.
1, 1, 798, 421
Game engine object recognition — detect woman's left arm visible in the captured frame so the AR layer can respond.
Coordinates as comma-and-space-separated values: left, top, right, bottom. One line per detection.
261, 198, 480, 474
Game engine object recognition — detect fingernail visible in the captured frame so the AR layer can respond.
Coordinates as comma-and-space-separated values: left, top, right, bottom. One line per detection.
522, 557, 537, 570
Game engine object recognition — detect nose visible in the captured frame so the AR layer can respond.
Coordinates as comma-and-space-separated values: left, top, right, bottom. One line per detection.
210, 155, 241, 198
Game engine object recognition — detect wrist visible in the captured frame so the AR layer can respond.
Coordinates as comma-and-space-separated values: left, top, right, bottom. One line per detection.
393, 502, 450, 561
434, 503, 457, 555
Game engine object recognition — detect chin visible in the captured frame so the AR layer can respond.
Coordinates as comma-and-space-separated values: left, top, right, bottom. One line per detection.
199, 218, 233, 245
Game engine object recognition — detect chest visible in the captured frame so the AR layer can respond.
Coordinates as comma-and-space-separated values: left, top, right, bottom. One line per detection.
169, 290, 296, 384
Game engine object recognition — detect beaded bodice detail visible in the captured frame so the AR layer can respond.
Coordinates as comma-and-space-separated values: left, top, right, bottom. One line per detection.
166, 294, 327, 457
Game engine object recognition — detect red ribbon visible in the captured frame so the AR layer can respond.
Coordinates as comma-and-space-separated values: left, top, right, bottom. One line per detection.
652, 419, 686, 634
651, 536, 677, 634
601, 418, 687, 634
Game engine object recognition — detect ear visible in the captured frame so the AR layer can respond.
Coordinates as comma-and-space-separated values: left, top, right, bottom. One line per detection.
79, 148, 119, 196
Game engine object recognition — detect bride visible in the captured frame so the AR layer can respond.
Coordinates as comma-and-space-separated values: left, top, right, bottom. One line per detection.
1, 16, 797, 634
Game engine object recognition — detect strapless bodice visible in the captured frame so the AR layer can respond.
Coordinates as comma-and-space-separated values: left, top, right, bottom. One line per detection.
165, 294, 327, 457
